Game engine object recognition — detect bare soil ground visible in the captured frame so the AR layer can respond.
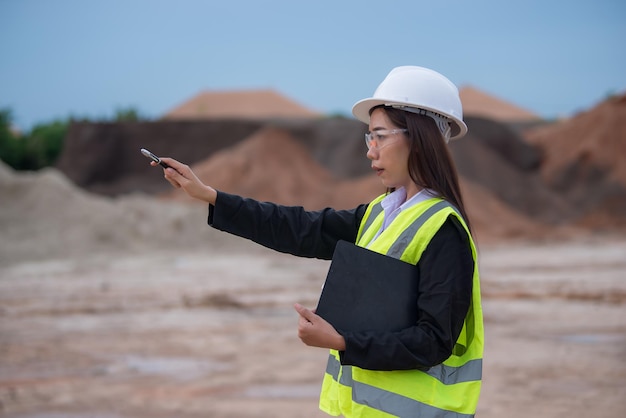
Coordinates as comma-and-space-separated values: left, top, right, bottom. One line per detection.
1, 236, 625, 418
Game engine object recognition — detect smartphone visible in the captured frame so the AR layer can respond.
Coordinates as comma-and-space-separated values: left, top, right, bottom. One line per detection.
140, 148, 170, 168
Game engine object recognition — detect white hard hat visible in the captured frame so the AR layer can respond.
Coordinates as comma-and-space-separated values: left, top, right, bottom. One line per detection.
352, 66, 468, 140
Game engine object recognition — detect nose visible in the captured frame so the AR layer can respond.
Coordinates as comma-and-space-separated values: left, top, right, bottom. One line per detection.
366, 146, 378, 161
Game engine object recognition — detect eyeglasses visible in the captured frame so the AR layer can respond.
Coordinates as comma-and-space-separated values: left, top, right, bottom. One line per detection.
364, 129, 408, 150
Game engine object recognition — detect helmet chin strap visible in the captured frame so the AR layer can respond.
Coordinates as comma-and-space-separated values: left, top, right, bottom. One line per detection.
392, 106, 452, 143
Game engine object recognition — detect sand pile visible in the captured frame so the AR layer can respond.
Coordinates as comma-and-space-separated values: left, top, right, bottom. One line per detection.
5, 93, 626, 265
56, 118, 370, 197
0, 161, 244, 265
524, 93, 626, 227
526, 93, 626, 185
3, 135, 538, 266
165, 126, 386, 210
459, 86, 541, 122
163, 126, 551, 242
450, 117, 570, 224
170, 126, 336, 208
163, 89, 321, 120
460, 178, 548, 242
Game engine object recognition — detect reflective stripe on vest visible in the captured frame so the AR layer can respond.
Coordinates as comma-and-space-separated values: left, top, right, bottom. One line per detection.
319, 196, 483, 417
324, 356, 476, 418
359, 200, 384, 238
325, 353, 483, 387
387, 200, 455, 259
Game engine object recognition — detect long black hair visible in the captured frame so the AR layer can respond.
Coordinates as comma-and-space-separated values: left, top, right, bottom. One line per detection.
372, 105, 472, 233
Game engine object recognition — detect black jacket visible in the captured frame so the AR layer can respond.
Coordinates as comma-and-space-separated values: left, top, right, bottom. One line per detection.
209, 192, 474, 371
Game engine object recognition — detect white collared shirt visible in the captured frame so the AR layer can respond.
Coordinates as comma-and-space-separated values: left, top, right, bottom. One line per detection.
369, 187, 439, 244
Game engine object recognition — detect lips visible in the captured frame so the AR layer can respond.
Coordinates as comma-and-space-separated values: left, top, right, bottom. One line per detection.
372, 166, 384, 176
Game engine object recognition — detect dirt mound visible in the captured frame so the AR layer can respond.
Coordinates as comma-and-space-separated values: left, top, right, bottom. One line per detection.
49, 99, 626, 244
524, 93, 626, 228
162, 125, 554, 241
462, 116, 542, 171
163, 89, 321, 120
166, 126, 334, 208
460, 86, 541, 122
164, 126, 385, 210
0, 161, 246, 265
450, 117, 570, 224
56, 119, 266, 196
56, 118, 369, 197
526, 93, 626, 185
461, 179, 548, 243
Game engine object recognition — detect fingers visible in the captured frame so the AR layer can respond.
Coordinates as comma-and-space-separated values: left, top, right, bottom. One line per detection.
159, 158, 191, 188
294, 303, 345, 350
294, 303, 316, 323
159, 157, 182, 171
164, 167, 184, 184
296, 304, 314, 342
148, 157, 216, 203
159, 158, 188, 178
164, 170, 182, 189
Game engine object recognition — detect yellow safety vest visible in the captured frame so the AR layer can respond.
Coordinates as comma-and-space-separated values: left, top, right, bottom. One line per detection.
319, 195, 484, 418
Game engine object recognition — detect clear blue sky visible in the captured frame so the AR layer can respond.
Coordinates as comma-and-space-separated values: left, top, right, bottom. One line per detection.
1, 0, 625, 131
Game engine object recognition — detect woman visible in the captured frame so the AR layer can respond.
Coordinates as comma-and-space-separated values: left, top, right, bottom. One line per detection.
153, 66, 484, 418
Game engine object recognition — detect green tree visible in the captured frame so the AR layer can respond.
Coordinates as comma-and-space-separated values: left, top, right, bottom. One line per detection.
0, 108, 24, 168
114, 106, 142, 122
0, 105, 147, 170
24, 119, 69, 168
0, 108, 69, 170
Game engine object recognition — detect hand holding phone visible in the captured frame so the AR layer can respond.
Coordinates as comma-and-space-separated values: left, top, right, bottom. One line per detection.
140, 148, 170, 168
140, 148, 217, 204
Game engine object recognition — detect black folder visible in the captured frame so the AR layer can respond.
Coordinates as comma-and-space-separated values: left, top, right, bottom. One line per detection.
315, 240, 419, 333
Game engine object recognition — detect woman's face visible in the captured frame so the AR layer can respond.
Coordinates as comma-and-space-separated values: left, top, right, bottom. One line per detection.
367, 108, 419, 198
